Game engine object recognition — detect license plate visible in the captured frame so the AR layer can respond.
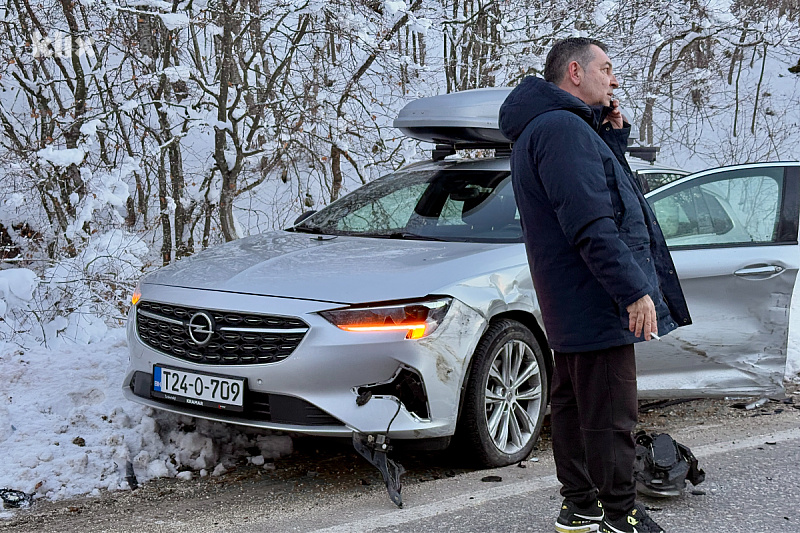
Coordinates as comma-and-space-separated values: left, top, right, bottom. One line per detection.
152, 365, 245, 412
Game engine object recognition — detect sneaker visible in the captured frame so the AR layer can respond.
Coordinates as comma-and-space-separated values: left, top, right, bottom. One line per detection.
600, 503, 665, 533
555, 498, 604, 532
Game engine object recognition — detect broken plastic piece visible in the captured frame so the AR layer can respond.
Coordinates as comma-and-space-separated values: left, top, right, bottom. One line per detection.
731, 397, 769, 410
639, 398, 696, 412
745, 398, 769, 410
125, 460, 139, 490
633, 431, 705, 498
0, 488, 33, 509
356, 390, 373, 406
352, 433, 405, 508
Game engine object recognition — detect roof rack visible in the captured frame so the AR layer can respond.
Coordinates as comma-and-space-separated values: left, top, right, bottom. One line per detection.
432, 143, 514, 161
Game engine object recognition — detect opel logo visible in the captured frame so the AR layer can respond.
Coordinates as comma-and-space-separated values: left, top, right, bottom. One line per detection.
188, 312, 215, 346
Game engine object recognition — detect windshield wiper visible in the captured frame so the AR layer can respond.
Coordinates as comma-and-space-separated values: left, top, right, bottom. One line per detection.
287, 225, 327, 235
353, 231, 447, 241
387, 232, 447, 242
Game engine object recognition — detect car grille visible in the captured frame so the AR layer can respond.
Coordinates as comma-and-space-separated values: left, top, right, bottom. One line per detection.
135, 300, 309, 365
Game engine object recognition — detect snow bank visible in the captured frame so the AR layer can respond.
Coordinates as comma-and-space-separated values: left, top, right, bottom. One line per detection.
0, 268, 37, 318
0, 329, 293, 507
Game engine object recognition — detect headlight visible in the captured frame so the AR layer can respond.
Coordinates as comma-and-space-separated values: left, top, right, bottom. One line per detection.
320, 297, 452, 339
131, 281, 142, 306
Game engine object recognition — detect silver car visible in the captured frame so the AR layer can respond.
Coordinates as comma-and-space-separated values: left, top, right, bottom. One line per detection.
124, 89, 798, 467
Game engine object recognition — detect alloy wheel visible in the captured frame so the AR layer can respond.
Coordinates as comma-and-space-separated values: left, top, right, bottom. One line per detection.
483, 339, 543, 454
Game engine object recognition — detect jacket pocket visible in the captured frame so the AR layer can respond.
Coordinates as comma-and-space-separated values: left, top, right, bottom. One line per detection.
604, 159, 625, 227
618, 243, 657, 331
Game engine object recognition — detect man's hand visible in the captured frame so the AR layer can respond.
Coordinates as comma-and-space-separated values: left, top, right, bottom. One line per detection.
603, 99, 626, 129
627, 294, 657, 340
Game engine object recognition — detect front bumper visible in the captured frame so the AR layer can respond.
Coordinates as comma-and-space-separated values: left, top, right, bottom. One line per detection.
124, 284, 487, 438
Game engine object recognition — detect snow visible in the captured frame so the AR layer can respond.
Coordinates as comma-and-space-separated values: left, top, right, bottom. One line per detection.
163, 65, 193, 83
0, 329, 294, 511
37, 147, 85, 167
593, 0, 617, 27
80, 119, 103, 137
384, 1, 406, 15
0, 268, 37, 307
159, 13, 190, 31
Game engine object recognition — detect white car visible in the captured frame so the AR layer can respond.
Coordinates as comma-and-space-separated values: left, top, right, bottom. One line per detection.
124, 88, 799, 468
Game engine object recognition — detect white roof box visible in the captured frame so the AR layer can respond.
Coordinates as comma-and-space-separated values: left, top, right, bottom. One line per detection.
394, 87, 512, 146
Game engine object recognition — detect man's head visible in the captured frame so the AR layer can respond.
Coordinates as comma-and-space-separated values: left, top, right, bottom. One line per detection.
544, 37, 618, 107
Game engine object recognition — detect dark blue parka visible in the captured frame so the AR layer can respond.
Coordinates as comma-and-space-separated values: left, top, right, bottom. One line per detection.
499, 77, 691, 352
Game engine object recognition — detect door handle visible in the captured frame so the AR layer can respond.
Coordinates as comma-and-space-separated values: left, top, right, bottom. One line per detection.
734, 264, 784, 278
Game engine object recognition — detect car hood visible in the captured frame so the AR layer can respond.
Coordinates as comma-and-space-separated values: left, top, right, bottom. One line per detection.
143, 231, 524, 304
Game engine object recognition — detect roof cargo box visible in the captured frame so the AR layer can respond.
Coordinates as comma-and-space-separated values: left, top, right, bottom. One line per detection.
394, 88, 512, 146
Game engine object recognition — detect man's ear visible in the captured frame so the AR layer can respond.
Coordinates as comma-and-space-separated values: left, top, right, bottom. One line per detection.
566, 61, 582, 87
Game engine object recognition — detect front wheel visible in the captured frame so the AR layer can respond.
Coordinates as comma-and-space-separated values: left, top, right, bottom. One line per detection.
456, 319, 549, 467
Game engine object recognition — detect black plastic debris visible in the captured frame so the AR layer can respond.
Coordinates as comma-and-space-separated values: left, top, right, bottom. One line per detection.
633, 431, 705, 498
481, 475, 503, 482
0, 488, 33, 509
355, 390, 372, 407
730, 398, 768, 410
352, 433, 405, 508
125, 460, 139, 490
638, 398, 697, 412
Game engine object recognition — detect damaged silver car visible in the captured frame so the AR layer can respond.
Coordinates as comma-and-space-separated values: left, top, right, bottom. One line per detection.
124, 88, 799, 473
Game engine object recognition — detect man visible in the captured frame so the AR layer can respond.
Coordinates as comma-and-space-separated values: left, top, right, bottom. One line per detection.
499, 38, 691, 533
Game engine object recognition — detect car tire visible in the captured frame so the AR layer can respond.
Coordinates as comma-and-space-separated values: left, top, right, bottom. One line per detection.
457, 318, 548, 468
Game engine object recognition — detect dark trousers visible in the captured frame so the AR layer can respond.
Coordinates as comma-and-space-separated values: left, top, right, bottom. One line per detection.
551, 344, 638, 520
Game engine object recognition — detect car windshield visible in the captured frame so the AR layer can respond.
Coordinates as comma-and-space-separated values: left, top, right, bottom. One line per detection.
292, 169, 522, 243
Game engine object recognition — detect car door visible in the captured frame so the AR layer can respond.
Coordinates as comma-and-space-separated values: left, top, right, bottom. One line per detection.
637, 163, 800, 398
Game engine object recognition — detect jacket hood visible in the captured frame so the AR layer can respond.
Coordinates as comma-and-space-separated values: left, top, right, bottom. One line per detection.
499, 77, 598, 142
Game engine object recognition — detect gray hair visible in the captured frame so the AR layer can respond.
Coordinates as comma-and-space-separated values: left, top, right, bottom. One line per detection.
544, 38, 608, 84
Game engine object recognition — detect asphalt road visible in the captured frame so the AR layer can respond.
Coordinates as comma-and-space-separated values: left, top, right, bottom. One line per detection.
4, 395, 799, 533
244, 424, 800, 533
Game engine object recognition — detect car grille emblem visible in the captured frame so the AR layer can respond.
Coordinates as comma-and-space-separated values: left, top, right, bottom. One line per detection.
188, 312, 215, 346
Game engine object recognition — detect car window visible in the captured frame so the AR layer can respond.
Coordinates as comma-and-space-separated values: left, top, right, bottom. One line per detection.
637, 172, 687, 193
650, 168, 783, 247
295, 170, 521, 243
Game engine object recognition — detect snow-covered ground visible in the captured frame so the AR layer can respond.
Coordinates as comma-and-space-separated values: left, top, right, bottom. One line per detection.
0, 328, 294, 518
0, 281, 799, 517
